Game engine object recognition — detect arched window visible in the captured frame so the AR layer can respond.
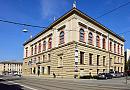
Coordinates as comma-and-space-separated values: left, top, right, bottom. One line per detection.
34, 45, 37, 54
38, 43, 41, 53
43, 41, 46, 51
114, 43, 116, 53
31, 47, 33, 55
96, 35, 100, 47
79, 29, 84, 42
102, 38, 106, 49
110, 41, 112, 51
118, 44, 120, 54
48, 37, 52, 49
59, 31, 64, 44
88, 32, 93, 45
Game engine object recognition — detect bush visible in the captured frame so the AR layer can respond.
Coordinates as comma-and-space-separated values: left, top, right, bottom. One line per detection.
80, 75, 92, 79
93, 75, 98, 79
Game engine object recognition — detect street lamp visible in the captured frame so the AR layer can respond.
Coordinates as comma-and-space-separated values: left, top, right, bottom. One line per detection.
22, 29, 32, 38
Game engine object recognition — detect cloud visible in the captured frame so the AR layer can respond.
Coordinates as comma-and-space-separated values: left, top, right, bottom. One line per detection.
40, 0, 70, 19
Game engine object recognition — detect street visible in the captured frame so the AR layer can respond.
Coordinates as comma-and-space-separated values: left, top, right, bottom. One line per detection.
0, 76, 130, 90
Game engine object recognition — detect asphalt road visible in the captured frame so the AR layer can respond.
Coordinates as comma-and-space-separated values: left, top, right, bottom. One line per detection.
0, 76, 130, 90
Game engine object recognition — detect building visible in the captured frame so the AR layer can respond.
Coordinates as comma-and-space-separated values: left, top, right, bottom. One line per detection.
0, 61, 23, 75
125, 49, 130, 61
23, 6, 125, 78
125, 49, 130, 71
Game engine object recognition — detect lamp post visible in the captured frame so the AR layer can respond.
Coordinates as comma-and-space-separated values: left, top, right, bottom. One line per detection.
22, 29, 32, 38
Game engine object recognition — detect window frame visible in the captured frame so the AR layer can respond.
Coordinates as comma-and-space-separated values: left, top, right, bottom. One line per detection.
79, 28, 85, 42
88, 32, 93, 45
59, 31, 65, 44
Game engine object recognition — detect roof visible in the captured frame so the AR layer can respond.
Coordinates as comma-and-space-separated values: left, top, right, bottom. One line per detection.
0, 61, 23, 64
23, 7, 125, 46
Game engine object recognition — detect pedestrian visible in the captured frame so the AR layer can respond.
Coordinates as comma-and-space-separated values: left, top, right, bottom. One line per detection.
53, 72, 56, 78
38, 70, 40, 76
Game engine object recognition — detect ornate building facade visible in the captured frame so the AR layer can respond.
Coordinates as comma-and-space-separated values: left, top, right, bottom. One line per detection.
23, 7, 125, 78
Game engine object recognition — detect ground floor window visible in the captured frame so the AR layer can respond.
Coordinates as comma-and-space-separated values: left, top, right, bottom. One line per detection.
33, 67, 36, 74
42, 67, 44, 74
103, 69, 105, 72
48, 66, 50, 75
97, 69, 99, 74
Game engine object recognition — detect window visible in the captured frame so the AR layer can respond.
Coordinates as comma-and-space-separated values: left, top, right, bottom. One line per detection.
96, 36, 100, 47
89, 53, 93, 65
118, 44, 120, 54
110, 58, 112, 66
59, 31, 64, 44
38, 57, 40, 63
43, 55, 45, 62
80, 52, 84, 64
103, 56, 105, 66
48, 54, 51, 61
97, 55, 100, 66
43, 41, 46, 51
121, 46, 123, 55
103, 69, 105, 72
114, 56, 116, 63
48, 66, 50, 75
88, 32, 93, 45
48, 38, 52, 49
79, 29, 84, 42
102, 38, 106, 49
114, 43, 116, 53
38, 43, 41, 53
97, 69, 99, 74
121, 67, 123, 72
118, 67, 119, 72
58, 56, 63, 67
118, 57, 120, 63
31, 47, 33, 55
34, 45, 37, 54
120, 58, 122, 63
110, 41, 112, 51
25, 47, 28, 57
114, 66, 116, 71
42, 67, 44, 74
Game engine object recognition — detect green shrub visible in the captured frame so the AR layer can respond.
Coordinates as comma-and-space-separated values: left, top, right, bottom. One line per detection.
80, 75, 92, 79
93, 75, 98, 79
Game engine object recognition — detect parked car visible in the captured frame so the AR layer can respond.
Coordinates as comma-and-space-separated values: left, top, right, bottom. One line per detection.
109, 71, 122, 78
98, 73, 113, 79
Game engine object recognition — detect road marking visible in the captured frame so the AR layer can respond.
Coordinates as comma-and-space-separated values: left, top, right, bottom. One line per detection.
8, 81, 38, 90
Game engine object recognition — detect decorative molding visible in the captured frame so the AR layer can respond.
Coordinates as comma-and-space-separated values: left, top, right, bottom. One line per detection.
57, 25, 66, 31
78, 22, 87, 28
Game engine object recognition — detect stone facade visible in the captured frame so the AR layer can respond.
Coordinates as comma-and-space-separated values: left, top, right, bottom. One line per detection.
23, 8, 125, 78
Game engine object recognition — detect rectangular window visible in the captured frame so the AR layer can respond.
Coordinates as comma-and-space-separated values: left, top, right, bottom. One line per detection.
121, 46, 123, 55
97, 55, 100, 66
114, 43, 116, 53
89, 53, 93, 65
58, 56, 63, 67
48, 66, 50, 75
110, 58, 112, 66
103, 56, 105, 66
42, 67, 44, 74
38, 57, 40, 63
80, 52, 84, 64
43, 55, 45, 62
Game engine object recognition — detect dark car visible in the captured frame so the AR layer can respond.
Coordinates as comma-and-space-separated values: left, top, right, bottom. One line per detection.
98, 73, 113, 79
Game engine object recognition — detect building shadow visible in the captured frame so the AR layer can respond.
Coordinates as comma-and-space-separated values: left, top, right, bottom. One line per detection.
0, 83, 24, 90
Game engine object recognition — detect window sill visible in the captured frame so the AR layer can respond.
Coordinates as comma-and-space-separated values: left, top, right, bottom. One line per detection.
57, 66, 63, 68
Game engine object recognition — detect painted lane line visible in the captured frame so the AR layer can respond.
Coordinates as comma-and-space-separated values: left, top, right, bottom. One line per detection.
8, 81, 38, 90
